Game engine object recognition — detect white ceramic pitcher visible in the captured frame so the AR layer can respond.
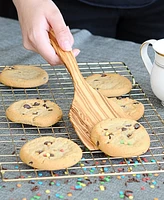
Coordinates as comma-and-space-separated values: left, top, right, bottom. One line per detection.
140, 39, 164, 106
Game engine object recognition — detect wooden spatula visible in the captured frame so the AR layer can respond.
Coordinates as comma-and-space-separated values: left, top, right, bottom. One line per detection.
49, 30, 129, 150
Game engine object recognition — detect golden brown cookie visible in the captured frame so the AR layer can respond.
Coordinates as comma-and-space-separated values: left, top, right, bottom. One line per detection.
6, 99, 62, 127
110, 97, 144, 120
0, 65, 49, 88
85, 73, 132, 97
91, 118, 150, 158
19, 136, 82, 170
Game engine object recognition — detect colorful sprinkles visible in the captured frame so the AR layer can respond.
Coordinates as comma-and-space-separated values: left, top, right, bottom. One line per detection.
1, 156, 163, 199
0, 171, 162, 199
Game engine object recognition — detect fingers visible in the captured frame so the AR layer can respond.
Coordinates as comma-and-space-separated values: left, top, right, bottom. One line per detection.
47, 8, 74, 51
35, 5, 79, 65
14, 0, 80, 65
32, 29, 80, 66
32, 29, 62, 65
72, 49, 81, 57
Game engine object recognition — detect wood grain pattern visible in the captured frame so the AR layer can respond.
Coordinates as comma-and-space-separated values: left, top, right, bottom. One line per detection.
49, 30, 129, 150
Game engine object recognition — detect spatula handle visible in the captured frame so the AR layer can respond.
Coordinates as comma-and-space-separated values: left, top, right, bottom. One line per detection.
49, 29, 84, 84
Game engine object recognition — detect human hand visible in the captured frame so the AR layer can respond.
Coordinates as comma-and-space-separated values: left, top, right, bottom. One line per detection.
13, 0, 80, 65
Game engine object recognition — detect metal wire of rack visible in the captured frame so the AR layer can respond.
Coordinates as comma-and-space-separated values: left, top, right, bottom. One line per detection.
0, 62, 163, 182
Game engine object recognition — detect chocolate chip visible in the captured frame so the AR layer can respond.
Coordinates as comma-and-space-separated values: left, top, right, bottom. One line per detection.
44, 141, 52, 145
122, 127, 127, 131
127, 134, 132, 138
50, 153, 54, 157
124, 190, 133, 198
12, 151, 16, 155
126, 177, 140, 183
134, 123, 140, 129
32, 112, 38, 115
108, 133, 114, 139
21, 138, 26, 140
43, 104, 49, 109
35, 150, 43, 154
101, 73, 107, 77
31, 186, 39, 192
48, 109, 53, 111
29, 161, 33, 165
133, 102, 139, 104
96, 141, 100, 146
125, 124, 132, 127
33, 102, 40, 106
23, 104, 31, 109
116, 96, 122, 100
121, 105, 126, 108
7, 66, 15, 70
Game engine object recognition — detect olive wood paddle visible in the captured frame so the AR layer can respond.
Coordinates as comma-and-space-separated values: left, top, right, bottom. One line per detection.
49, 30, 129, 150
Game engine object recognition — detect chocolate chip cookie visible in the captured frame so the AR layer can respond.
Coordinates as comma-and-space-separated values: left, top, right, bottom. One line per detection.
19, 136, 82, 170
6, 99, 62, 127
0, 65, 49, 88
85, 73, 132, 97
91, 118, 150, 158
110, 97, 144, 120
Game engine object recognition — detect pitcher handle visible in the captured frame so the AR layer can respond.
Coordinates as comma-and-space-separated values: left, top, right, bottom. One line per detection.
140, 39, 157, 74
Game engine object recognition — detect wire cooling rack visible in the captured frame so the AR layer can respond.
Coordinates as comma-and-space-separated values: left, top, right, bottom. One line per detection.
0, 62, 164, 182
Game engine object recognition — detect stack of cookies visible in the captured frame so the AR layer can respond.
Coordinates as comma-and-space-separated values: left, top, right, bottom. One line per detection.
86, 73, 150, 158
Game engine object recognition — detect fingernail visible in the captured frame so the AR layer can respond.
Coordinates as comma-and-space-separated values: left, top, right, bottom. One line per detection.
74, 49, 80, 57
61, 40, 72, 51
